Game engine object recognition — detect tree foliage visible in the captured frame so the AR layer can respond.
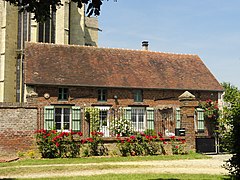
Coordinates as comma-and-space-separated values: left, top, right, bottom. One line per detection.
4, 0, 116, 22
219, 82, 239, 151
220, 82, 240, 177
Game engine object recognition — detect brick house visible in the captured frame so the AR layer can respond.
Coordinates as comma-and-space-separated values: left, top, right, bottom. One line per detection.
24, 42, 223, 152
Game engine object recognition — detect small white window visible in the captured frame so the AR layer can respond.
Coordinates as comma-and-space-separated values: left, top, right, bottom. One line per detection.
197, 108, 205, 132
176, 108, 181, 129
133, 90, 143, 102
58, 88, 68, 100
97, 89, 107, 102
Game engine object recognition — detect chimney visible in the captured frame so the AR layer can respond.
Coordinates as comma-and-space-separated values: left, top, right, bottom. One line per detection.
142, 41, 149, 50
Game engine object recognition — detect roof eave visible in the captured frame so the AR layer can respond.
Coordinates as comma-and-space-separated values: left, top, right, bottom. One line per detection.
25, 82, 224, 92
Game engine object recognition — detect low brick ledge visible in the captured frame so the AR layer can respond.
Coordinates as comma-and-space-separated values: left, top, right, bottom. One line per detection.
0, 102, 37, 109
102, 136, 185, 143
0, 157, 19, 163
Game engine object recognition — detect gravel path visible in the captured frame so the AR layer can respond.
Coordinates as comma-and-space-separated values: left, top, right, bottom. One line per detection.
0, 154, 231, 179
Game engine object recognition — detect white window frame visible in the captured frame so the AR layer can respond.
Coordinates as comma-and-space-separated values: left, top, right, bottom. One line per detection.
44, 106, 81, 132
176, 108, 181, 129
54, 106, 72, 131
95, 106, 110, 137
196, 108, 205, 132
131, 107, 146, 132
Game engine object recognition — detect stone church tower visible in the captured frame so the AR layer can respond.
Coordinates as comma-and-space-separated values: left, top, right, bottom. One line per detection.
0, 1, 98, 102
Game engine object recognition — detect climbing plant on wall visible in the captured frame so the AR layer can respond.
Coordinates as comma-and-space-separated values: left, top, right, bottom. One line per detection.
85, 107, 100, 133
199, 99, 219, 125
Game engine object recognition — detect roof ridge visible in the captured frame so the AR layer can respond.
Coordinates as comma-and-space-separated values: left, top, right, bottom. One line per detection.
26, 42, 198, 56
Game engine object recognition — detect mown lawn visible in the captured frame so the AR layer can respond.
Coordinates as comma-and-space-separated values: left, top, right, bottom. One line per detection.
17, 173, 231, 180
0, 153, 230, 180
0, 152, 207, 167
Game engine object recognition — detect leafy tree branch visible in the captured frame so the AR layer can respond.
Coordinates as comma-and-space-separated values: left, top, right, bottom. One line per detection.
4, 0, 117, 22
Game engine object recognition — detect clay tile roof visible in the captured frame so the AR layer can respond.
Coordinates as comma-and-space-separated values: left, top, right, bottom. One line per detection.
24, 42, 223, 91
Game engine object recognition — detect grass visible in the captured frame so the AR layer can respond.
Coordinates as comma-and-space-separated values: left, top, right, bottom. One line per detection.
0, 152, 207, 167
0, 153, 221, 179
16, 173, 231, 180
0, 164, 143, 176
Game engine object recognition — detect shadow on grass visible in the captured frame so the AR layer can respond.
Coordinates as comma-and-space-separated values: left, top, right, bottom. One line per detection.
148, 178, 179, 180
149, 175, 232, 180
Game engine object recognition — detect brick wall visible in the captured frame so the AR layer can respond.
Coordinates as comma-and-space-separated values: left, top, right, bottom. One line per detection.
27, 85, 218, 137
0, 103, 37, 156
31, 86, 218, 107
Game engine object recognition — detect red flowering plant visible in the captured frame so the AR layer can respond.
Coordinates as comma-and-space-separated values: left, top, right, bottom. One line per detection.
199, 99, 219, 124
169, 136, 187, 155
117, 132, 165, 156
82, 131, 108, 156
117, 136, 134, 156
35, 129, 83, 158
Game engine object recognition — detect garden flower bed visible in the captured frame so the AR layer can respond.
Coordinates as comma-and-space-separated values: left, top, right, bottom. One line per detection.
35, 130, 187, 158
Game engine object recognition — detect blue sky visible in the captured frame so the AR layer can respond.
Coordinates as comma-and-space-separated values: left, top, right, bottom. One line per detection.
98, 0, 240, 88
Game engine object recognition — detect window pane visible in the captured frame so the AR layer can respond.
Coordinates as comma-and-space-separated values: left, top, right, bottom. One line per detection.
63, 123, 70, 130
97, 89, 101, 101
56, 123, 61, 130
54, 107, 71, 130
138, 110, 144, 122
64, 108, 70, 130
51, 11, 56, 43
64, 108, 70, 122
45, 18, 50, 43
58, 88, 68, 100
38, 23, 44, 42
58, 88, 62, 99
197, 110, 204, 131
131, 109, 137, 122
55, 108, 61, 122
131, 108, 145, 131
98, 89, 107, 101
100, 110, 107, 126
134, 90, 143, 102
176, 109, 181, 129
138, 109, 144, 130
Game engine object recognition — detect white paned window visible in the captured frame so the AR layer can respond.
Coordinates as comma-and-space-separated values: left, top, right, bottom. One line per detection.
197, 108, 205, 132
176, 108, 181, 129
44, 106, 81, 131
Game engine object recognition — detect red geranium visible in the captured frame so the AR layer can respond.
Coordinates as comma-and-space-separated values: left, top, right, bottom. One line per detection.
51, 130, 57, 134
81, 139, 86, 144
91, 131, 97, 136
77, 132, 83, 136
87, 138, 93, 143
181, 139, 186, 144
158, 132, 163, 137
130, 135, 136, 140
97, 132, 104, 136
55, 142, 60, 147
